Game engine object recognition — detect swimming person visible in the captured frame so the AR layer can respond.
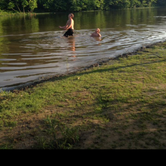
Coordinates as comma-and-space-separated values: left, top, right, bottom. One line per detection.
59, 13, 74, 37
91, 28, 101, 37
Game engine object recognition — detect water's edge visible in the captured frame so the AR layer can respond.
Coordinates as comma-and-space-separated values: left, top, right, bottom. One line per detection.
2, 39, 165, 92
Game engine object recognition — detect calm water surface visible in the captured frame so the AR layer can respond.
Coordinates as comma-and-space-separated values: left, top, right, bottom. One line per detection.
0, 8, 166, 90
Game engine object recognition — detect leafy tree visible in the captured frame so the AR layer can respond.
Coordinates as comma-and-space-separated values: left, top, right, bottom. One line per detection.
1, 0, 38, 12
0, 0, 163, 12
22, 0, 29, 13
0, 0, 8, 10
156, 0, 166, 5
29, 0, 38, 12
130, 0, 141, 8
41, 0, 69, 12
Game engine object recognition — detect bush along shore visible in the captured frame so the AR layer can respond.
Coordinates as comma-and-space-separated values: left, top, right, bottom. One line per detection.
1, 41, 166, 149
0, 10, 37, 17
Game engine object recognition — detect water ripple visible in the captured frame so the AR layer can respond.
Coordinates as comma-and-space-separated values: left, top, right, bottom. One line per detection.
1, 17, 166, 90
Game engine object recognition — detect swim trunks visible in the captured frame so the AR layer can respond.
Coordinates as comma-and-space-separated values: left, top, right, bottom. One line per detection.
64, 28, 74, 37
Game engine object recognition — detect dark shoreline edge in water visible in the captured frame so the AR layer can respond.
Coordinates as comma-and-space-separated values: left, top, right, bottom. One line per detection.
1, 39, 166, 92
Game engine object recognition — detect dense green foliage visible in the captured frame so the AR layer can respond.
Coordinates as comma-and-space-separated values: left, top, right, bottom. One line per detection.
0, 0, 165, 12
0, 0, 37, 12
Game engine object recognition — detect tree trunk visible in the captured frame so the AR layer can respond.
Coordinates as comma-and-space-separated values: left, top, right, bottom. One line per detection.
16, 3, 22, 12
11, 8, 18, 12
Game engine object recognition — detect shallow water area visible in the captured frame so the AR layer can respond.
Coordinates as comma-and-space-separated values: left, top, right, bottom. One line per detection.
1, 8, 166, 90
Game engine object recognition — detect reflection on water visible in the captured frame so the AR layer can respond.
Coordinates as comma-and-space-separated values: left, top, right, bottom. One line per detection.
1, 8, 166, 90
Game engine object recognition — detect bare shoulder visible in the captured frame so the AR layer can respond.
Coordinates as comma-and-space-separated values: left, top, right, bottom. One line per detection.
68, 19, 71, 23
66, 19, 71, 25
91, 32, 95, 37
91, 32, 101, 37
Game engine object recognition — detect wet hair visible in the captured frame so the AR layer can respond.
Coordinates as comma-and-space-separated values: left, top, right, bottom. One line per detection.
96, 28, 100, 32
70, 13, 74, 19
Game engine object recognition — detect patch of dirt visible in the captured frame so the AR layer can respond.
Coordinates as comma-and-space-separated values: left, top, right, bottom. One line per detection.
0, 109, 57, 149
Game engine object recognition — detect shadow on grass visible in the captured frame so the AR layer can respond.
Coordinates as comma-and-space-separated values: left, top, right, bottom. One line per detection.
37, 89, 166, 149
3, 55, 166, 149
48, 58, 166, 83
3, 83, 166, 149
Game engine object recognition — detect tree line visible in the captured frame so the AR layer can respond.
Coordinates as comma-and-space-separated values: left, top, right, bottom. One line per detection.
0, 0, 166, 13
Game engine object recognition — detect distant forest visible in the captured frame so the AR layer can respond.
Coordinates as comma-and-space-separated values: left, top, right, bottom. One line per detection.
0, 0, 166, 13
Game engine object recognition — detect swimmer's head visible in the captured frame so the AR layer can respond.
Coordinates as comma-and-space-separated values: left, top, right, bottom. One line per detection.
95, 28, 100, 34
68, 13, 74, 19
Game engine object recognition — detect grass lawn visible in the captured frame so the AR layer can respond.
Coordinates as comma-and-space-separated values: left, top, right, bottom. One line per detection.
0, 41, 166, 149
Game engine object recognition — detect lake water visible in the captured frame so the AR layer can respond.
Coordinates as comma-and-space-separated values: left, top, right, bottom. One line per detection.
0, 8, 166, 90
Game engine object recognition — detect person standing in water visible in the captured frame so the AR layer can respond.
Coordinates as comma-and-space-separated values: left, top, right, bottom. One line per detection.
59, 13, 74, 37
91, 28, 101, 37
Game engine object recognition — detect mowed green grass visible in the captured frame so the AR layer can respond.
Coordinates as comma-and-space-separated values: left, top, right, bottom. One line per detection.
0, 42, 166, 149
